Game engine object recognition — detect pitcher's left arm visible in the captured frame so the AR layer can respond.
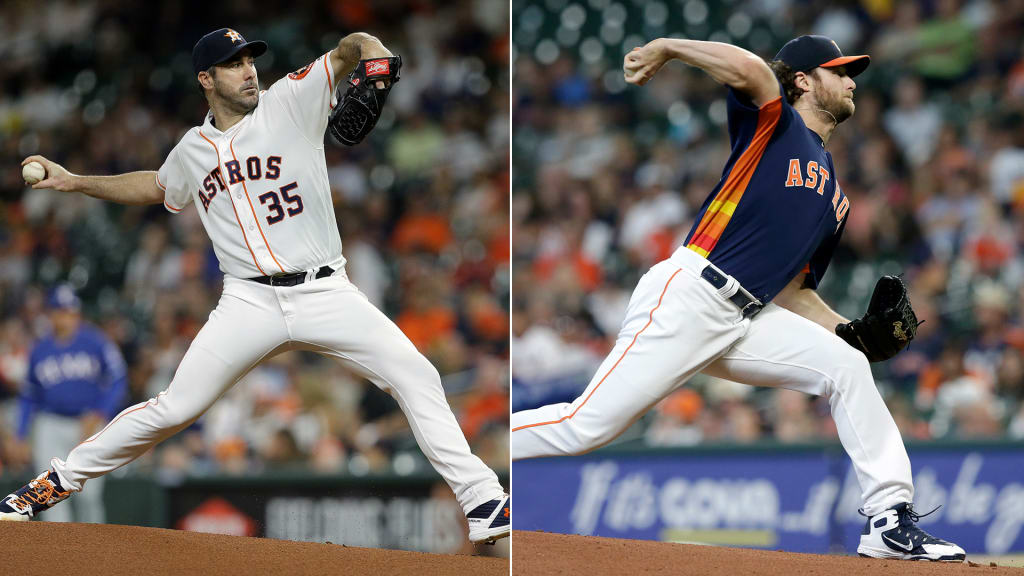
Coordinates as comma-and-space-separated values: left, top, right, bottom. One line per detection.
330, 33, 393, 81
773, 273, 849, 330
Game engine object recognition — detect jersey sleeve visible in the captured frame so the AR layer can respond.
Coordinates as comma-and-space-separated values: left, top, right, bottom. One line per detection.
725, 79, 795, 149
803, 217, 847, 290
156, 143, 194, 214
265, 51, 339, 145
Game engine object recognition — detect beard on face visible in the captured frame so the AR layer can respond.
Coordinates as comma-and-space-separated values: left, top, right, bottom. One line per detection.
814, 77, 854, 124
213, 77, 259, 115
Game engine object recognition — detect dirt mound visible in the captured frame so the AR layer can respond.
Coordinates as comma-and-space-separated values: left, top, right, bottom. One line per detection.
512, 530, 1024, 575
0, 522, 507, 576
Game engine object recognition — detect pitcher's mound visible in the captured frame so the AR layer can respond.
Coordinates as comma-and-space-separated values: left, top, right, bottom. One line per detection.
0, 521, 507, 576
512, 530, 1023, 575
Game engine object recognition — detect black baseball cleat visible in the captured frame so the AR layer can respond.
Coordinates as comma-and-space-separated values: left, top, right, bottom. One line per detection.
857, 503, 965, 562
467, 494, 510, 544
0, 469, 72, 521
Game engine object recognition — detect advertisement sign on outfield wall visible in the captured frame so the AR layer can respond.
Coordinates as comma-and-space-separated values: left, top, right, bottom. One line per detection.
166, 475, 468, 553
514, 445, 1024, 555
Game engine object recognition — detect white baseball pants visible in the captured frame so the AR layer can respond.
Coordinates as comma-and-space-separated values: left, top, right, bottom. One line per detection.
52, 271, 504, 514
511, 246, 913, 516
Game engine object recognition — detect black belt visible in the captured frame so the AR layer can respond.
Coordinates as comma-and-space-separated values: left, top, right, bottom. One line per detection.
700, 265, 764, 319
248, 265, 334, 287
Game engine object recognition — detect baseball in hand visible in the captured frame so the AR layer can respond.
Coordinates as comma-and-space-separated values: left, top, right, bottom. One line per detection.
22, 161, 46, 185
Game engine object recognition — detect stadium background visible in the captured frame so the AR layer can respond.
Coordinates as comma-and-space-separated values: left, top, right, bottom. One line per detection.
511, 0, 1024, 558
0, 0, 510, 556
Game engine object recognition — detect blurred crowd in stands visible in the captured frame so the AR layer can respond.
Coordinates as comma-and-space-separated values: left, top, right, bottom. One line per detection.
0, 0, 510, 479
511, 0, 1024, 445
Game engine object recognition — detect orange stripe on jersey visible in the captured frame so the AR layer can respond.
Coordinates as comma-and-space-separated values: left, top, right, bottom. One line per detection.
323, 52, 335, 109
198, 130, 267, 276
687, 96, 783, 257
157, 174, 183, 212
698, 213, 731, 238
229, 135, 284, 274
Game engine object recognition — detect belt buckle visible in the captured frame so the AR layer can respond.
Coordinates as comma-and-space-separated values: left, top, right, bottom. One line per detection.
741, 301, 761, 318
269, 273, 292, 287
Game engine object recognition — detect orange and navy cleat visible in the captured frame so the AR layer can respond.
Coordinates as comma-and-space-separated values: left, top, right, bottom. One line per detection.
0, 470, 72, 521
467, 494, 510, 544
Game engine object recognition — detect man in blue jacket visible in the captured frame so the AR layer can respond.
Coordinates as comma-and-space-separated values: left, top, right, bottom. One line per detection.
16, 285, 126, 523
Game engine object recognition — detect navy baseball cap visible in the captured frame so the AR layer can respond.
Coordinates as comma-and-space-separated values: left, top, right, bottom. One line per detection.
192, 28, 268, 75
47, 284, 81, 311
774, 35, 870, 78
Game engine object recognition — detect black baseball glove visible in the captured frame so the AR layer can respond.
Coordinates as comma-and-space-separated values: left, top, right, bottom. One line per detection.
328, 55, 402, 146
835, 275, 919, 362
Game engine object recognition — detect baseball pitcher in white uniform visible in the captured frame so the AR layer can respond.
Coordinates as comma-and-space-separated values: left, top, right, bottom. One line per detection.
4, 27, 510, 545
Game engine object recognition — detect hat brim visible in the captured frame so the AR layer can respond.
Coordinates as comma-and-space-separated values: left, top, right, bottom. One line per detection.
820, 54, 870, 78
211, 40, 268, 68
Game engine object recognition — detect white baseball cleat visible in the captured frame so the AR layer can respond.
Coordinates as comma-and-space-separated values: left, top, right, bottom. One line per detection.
466, 494, 510, 544
857, 503, 965, 562
0, 470, 72, 522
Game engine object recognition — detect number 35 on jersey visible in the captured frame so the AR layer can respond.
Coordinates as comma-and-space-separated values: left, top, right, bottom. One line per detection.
198, 154, 303, 226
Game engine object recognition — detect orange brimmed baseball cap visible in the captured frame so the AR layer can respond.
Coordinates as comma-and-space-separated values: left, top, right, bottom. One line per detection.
774, 35, 870, 78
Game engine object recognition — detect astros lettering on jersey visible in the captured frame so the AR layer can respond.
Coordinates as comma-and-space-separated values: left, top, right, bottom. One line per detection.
3, 29, 510, 545
512, 34, 965, 562
682, 79, 849, 303
156, 51, 342, 278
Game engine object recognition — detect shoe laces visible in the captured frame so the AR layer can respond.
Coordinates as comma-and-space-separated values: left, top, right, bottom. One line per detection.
897, 503, 941, 527
896, 503, 946, 545
857, 502, 941, 522
11, 472, 69, 510
858, 503, 947, 547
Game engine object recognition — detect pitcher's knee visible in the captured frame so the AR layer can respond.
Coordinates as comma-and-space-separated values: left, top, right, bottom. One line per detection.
564, 419, 620, 455
398, 349, 444, 387
826, 342, 873, 390
417, 355, 443, 384
838, 344, 872, 375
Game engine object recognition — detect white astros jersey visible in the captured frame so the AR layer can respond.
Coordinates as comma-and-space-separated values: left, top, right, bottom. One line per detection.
25, 33, 506, 543
156, 51, 344, 278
